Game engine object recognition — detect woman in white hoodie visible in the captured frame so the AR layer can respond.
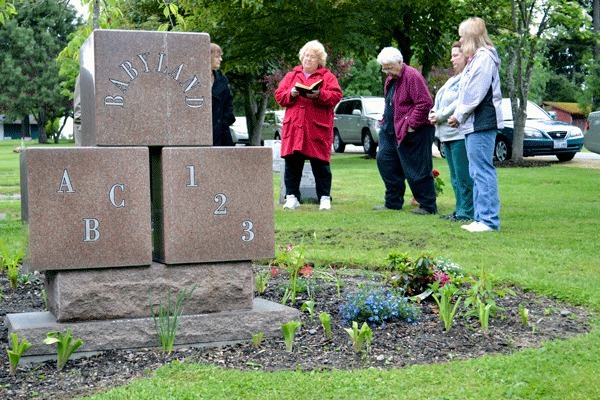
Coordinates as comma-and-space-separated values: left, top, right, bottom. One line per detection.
429, 42, 473, 223
448, 17, 503, 232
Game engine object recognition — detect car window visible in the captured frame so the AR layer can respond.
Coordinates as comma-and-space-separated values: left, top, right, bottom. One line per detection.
363, 98, 385, 115
353, 101, 362, 113
501, 99, 551, 122
336, 101, 349, 115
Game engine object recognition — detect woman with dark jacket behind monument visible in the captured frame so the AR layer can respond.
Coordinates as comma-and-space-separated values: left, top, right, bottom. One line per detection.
211, 43, 236, 146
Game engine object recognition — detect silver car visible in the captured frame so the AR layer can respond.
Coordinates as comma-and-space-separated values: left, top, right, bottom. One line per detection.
333, 96, 384, 157
584, 111, 600, 154
229, 116, 249, 144
261, 110, 285, 143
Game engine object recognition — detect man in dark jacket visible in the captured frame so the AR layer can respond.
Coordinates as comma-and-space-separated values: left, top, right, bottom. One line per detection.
211, 43, 235, 146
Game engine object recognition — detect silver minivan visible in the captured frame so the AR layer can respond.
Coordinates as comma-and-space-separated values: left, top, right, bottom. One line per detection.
584, 111, 600, 154
333, 96, 384, 157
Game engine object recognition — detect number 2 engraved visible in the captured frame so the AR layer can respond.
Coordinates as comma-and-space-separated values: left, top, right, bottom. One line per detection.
214, 193, 227, 215
242, 220, 255, 242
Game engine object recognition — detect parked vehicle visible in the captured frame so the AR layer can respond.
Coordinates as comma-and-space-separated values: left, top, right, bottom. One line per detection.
584, 111, 600, 154
261, 110, 285, 143
333, 96, 384, 157
229, 117, 248, 144
495, 98, 584, 161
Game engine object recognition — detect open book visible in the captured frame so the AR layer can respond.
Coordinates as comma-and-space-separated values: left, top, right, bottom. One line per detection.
295, 79, 323, 96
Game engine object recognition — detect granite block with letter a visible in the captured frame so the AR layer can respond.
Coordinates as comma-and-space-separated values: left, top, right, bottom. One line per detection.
79, 29, 212, 146
152, 147, 275, 264
20, 147, 152, 271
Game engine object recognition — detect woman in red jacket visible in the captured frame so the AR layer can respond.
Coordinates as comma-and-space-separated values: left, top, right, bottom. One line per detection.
275, 40, 343, 211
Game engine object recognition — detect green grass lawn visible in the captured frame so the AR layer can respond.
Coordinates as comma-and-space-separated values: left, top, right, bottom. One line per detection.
1, 139, 599, 399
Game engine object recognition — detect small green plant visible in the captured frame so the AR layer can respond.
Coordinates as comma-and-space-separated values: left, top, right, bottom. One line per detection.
281, 320, 302, 352
43, 329, 83, 371
477, 298, 493, 331
431, 283, 462, 331
463, 266, 514, 322
385, 253, 436, 295
0, 237, 23, 275
301, 300, 315, 322
150, 284, 196, 353
519, 304, 530, 326
255, 269, 270, 295
7, 333, 32, 375
251, 332, 264, 348
319, 312, 332, 340
8, 262, 19, 289
345, 321, 373, 353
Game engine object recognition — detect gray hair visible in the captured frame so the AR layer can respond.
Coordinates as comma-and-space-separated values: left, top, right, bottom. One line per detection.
377, 47, 403, 65
299, 40, 327, 66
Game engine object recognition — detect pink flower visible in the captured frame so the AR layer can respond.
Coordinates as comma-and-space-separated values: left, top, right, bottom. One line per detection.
433, 270, 451, 287
299, 265, 313, 278
270, 265, 278, 277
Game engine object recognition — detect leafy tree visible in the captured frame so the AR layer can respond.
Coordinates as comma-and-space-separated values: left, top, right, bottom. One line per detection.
0, 0, 17, 25
579, 55, 600, 111
0, 0, 79, 143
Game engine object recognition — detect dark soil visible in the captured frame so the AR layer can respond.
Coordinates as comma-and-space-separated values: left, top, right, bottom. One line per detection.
0, 269, 592, 400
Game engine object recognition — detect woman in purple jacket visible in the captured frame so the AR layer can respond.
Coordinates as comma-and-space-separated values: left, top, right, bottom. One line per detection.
374, 47, 437, 215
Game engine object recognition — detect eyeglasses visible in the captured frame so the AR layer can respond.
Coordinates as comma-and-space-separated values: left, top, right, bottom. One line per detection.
381, 65, 397, 73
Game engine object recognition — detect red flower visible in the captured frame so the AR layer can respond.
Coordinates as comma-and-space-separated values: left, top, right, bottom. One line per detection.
269, 265, 278, 277
299, 265, 313, 278
432, 169, 440, 177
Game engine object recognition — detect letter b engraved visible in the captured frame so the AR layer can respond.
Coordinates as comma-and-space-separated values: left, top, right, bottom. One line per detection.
83, 218, 100, 242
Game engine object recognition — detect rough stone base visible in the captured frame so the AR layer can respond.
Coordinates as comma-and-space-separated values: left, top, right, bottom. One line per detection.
45, 262, 254, 322
6, 298, 300, 359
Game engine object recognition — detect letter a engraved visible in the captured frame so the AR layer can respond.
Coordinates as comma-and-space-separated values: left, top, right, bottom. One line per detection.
109, 184, 126, 208
83, 218, 100, 242
57, 169, 75, 193
186, 165, 198, 187
109, 79, 130, 94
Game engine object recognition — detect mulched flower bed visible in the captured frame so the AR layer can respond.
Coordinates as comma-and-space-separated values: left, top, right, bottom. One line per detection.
0, 269, 592, 399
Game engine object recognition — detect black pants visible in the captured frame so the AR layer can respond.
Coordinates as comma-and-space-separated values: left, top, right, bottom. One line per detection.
284, 152, 331, 200
376, 125, 437, 213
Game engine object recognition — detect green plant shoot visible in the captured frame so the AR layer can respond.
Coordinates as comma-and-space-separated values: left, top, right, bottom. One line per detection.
345, 321, 373, 353
7, 333, 32, 375
43, 328, 83, 371
431, 283, 462, 332
301, 300, 315, 322
477, 298, 493, 332
252, 332, 264, 348
319, 312, 332, 340
150, 284, 196, 353
281, 320, 302, 352
519, 304, 530, 326
255, 270, 270, 295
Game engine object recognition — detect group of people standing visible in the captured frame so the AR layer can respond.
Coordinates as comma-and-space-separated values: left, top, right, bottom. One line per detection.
212, 17, 502, 232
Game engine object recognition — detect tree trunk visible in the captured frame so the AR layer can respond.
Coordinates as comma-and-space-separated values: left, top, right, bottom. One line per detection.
36, 108, 48, 144
21, 115, 30, 140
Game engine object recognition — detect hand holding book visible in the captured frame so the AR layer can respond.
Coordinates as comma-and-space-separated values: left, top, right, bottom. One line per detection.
294, 80, 323, 97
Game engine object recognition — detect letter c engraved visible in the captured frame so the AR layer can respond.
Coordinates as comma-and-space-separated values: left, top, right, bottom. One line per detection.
109, 184, 126, 208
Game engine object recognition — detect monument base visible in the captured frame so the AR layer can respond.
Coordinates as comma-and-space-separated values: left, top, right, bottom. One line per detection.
6, 298, 300, 362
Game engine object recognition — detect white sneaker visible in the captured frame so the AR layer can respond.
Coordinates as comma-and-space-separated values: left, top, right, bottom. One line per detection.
283, 195, 300, 210
461, 221, 495, 232
319, 196, 331, 211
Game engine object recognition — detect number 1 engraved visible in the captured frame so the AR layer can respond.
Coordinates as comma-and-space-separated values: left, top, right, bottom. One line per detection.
214, 193, 227, 215
186, 165, 198, 187
242, 220, 255, 242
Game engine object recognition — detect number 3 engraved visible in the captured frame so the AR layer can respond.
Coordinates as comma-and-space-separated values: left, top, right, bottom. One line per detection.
214, 193, 227, 215
242, 220, 255, 242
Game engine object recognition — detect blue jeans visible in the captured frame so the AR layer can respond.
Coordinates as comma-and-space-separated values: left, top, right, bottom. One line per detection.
465, 130, 500, 229
376, 125, 437, 212
443, 139, 474, 219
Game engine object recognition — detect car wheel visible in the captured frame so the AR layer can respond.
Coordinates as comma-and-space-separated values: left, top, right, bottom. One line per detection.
362, 131, 377, 158
333, 129, 345, 153
494, 137, 511, 161
436, 139, 446, 158
556, 152, 576, 162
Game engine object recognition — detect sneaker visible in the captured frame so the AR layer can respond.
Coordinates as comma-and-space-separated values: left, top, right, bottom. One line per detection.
283, 195, 300, 210
461, 221, 495, 232
450, 215, 473, 223
410, 208, 436, 215
319, 196, 331, 211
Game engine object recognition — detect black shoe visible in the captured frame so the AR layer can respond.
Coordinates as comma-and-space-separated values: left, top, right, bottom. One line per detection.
411, 208, 436, 215
439, 213, 456, 220
450, 215, 473, 223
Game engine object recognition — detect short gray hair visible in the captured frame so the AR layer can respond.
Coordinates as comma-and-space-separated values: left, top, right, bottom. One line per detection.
377, 47, 403, 65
